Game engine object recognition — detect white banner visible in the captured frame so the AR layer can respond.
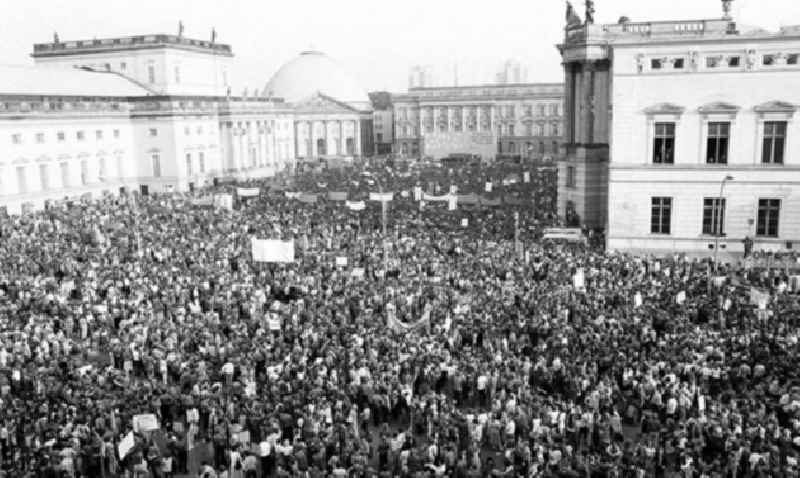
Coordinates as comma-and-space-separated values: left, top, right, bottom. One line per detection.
118, 432, 135, 458
413, 186, 422, 201
236, 187, 260, 197
523, 172, 530, 183
485, 181, 492, 193
369, 192, 394, 202
448, 195, 457, 211
573, 268, 585, 290
461, 218, 468, 227
285, 192, 301, 199
267, 317, 281, 331
346, 201, 366, 211
133, 413, 160, 433
336, 256, 348, 266
352, 267, 365, 278
213, 193, 234, 211
251, 238, 295, 263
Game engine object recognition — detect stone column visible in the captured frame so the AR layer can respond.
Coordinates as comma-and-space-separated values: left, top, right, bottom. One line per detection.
293, 121, 299, 159
339, 121, 345, 156
462, 106, 467, 132
447, 107, 453, 132
354, 119, 361, 156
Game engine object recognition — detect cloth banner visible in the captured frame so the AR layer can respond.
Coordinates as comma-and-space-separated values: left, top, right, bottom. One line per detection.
573, 268, 585, 290
422, 193, 449, 202
388, 313, 430, 333
118, 432, 135, 458
284, 192, 301, 199
749, 287, 770, 309
133, 413, 160, 432
485, 181, 492, 193
457, 194, 480, 205
251, 238, 295, 263
191, 197, 214, 207
213, 194, 233, 211
369, 192, 394, 202
481, 196, 502, 207
298, 193, 318, 204
328, 191, 348, 201
236, 187, 260, 197
523, 171, 531, 183
346, 201, 366, 211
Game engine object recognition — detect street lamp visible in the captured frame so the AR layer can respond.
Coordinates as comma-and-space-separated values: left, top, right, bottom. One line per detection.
713, 175, 734, 271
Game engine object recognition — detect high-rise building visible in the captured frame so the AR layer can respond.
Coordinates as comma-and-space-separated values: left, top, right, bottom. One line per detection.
558, 1, 800, 254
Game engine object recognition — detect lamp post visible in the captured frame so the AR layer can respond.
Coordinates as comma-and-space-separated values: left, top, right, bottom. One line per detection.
713, 175, 734, 271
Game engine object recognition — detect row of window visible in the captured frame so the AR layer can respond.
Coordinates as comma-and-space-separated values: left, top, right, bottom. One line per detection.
397, 104, 562, 121
4, 157, 120, 194
649, 53, 799, 71
652, 120, 787, 165
11, 129, 122, 145
501, 140, 560, 155
650, 197, 781, 238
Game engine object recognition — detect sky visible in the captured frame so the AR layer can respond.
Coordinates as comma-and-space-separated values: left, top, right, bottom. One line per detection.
0, 0, 798, 94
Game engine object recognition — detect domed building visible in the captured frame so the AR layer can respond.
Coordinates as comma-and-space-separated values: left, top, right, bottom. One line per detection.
265, 51, 373, 160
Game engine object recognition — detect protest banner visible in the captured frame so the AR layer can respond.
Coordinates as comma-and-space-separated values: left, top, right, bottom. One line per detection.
236, 188, 260, 197
335, 257, 348, 267
345, 201, 365, 211
351, 267, 365, 278
118, 431, 135, 458
133, 413, 160, 432
284, 192, 301, 199
369, 192, 394, 202
251, 238, 295, 263
298, 193, 318, 204
485, 181, 492, 192
267, 317, 281, 331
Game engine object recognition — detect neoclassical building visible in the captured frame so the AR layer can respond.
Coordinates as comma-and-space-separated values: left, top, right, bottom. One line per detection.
0, 34, 372, 214
559, 2, 800, 254
392, 83, 564, 160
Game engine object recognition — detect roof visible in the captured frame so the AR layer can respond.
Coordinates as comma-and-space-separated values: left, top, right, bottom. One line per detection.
263, 51, 371, 110
32, 34, 233, 58
0, 64, 152, 97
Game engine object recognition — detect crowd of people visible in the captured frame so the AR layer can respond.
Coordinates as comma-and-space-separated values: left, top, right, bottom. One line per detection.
0, 157, 798, 478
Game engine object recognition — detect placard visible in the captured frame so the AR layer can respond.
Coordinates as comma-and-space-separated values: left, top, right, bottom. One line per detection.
236, 188, 260, 197
336, 257, 348, 267
118, 432, 135, 458
251, 239, 295, 263
133, 413, 160, 432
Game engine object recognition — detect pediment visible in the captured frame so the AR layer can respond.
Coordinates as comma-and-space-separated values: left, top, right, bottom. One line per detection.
293, 92, 360, 113
644, 102, 685, 115
698, 102, 740, 114
754, 101, 796, 114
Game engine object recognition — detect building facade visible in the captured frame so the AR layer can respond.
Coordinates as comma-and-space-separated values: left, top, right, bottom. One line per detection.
392, 83, 564, 161
559, 3, 800, 254
0, 36, 372, 214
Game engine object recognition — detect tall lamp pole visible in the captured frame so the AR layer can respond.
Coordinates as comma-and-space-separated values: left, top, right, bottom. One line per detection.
713, 175, 734, 272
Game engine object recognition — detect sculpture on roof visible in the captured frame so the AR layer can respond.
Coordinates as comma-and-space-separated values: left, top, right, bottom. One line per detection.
722, 0, 733, 20
211, 28, 217, 44
178, 21, 184, 38
585, 0, 595, 25
566, 2, 582, 27
53, 32, 59, 44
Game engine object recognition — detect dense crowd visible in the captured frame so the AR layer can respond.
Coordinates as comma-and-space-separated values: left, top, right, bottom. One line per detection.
0, 158, 799, 478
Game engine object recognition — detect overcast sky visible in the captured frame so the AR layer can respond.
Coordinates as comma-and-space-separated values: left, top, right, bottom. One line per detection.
1, 0, 798, 93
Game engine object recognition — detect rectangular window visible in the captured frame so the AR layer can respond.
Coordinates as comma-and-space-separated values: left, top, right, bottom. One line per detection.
653, 122, 675, 164
60, 162, 69, 188
76, 131, 85, 141
151, 154, 161, 177
651, 59, 663, 69
149, 128, 158, 137
95, 130, 103, 140
120, 62, 127, 70
788, 54, 799, 65
706, 57, 720, 68
113, 129, 120, 139
39, 164, 49, 191
80, 160, 88, 186
706, 122, 730, 164
763, 54, 776, 66
196, 126, 203, 135
673, 58, 685, 69
508, 124, 515, 136
728, 56, 741, 67
198, 152, 205, 173
174, 66, 181, 84
702, 198, 727, 235
757, 199, 781, 237
566, 166, 576, 188
184, 126, 191, 136
762, 121, 787, 164
11, 134, 21, 144
99, 157, 107, 180
57, 131, 65, 142
552, 141, 559, 155
651, 197, 672, 234
35, 133, 45, 144
539, 141, 545, 154
16, 166, 27, 194
185, 153, 193, 176
148, 65, 156, 83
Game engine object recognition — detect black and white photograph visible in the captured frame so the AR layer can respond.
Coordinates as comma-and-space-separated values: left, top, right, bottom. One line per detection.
0, 0, 799, 476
